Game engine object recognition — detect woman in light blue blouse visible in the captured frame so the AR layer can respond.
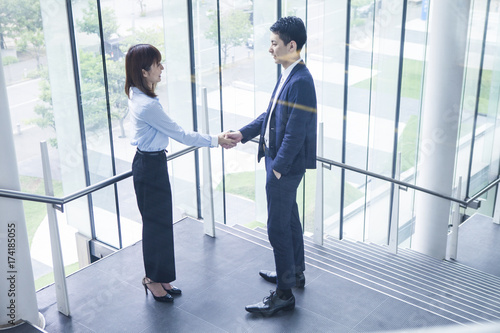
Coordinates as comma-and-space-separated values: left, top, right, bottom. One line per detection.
125, 44, 235, 302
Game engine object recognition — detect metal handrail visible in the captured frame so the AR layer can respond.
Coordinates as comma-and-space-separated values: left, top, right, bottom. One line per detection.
316, 155, 471, 208
248, 137, 476, 208
466, 177, 500, 205
0, 188, 64, 206
0, 146, 199, 211
0, 142, 490, 210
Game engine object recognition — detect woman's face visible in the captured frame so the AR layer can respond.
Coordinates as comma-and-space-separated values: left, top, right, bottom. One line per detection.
142, 61, 164, 89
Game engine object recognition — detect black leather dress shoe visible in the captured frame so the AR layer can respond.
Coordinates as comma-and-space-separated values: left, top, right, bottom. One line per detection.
245, 290, 295, 316
295, 272, 305, 288
259, 270, 277, 283
259, 270, 306, 288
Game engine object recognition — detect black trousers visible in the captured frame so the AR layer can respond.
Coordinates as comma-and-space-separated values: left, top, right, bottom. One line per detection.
132, 150, 176, 283
265, 155, 305, 290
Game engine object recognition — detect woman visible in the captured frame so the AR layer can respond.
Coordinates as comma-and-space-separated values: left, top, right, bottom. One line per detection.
125, 44, 234, 302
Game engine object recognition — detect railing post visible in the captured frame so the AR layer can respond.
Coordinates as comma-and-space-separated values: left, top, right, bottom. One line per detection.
388, 153, 402, 254
200, 87, 216, 237
314, 123, 324, 245
41, 141, 70, 316
446, 177, 462, 260
494, 183, 500, 225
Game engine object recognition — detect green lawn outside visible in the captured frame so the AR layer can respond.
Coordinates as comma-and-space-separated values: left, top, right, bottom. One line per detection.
35, 262, 80, 290
353, 58, 423, 100
219, 168, 364, 233
18, 175, 74, 290
20, 175, 63, 247
354, 58, 493, 174
354, 58, 493, 116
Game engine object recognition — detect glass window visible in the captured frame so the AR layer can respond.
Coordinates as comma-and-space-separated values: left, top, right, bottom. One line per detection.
5, 0, 500, 279
456, 0, 489, 202
219, 0, 275, 229
71, 0, 120, 248
464, 2, 500, 217
163, 1, 200, 221
317, 1, 347, 239
0, 0, 90, 289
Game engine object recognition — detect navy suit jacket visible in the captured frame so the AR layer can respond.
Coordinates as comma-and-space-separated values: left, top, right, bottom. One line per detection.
239, 61, 317, 176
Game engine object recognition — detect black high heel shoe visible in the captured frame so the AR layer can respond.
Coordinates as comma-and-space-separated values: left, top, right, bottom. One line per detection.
163, 284, 182, 295
142, 277, 174, 302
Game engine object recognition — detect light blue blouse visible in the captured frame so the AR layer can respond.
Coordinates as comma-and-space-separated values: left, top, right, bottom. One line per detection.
128, 87, 218, 152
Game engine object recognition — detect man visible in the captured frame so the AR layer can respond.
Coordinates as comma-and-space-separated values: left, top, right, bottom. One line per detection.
226, 16, 317, 316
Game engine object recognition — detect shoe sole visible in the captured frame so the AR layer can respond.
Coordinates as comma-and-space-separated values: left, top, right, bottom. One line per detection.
263, 304, 295, 317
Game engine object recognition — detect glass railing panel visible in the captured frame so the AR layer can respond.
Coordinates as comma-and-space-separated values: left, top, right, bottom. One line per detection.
398, 187, 416, 248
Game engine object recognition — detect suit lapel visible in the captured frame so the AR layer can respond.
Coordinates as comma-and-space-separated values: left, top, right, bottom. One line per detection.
274, 61, 305, 103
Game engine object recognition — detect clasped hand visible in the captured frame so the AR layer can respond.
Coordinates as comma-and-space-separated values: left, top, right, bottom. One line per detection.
218, 131, 280, 178
218, 130, 243, 149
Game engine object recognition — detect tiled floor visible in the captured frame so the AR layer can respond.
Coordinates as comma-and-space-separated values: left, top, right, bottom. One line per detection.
5, 322, 45, 333
35, 217, 480, 333
456, 213, 500, 276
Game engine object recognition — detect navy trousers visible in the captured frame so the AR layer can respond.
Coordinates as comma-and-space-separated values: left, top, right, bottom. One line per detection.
132, 150, 176, 283
265, 155, 305, 290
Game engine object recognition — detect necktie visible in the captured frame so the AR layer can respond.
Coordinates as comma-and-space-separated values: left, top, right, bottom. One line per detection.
264, 76, 285, 146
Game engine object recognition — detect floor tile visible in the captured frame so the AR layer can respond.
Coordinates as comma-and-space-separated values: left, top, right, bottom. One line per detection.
293, 271, 389, 329
36, 217, 482, 333
353, 297, 456, 332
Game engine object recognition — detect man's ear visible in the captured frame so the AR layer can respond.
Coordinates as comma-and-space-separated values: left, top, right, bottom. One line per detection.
288, 40, 297, 53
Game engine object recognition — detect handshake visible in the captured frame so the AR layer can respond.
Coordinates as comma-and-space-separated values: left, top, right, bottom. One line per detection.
217, 130, 243, 149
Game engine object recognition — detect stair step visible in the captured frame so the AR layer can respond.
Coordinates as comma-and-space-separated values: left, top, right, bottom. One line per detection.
305, 239, 500, 311
303, 243, 500, 321
398, 246, 500, 286
355, 237, 500, 285
250, 226, 500, 301
221, 223, 500, 325
322, 237, 500, 298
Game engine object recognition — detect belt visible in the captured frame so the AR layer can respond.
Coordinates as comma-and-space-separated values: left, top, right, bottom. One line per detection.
263, 143, 270, 154
136, 148, 166, 156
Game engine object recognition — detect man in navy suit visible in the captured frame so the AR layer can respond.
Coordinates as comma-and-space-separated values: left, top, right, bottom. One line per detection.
226, 16, 317, 316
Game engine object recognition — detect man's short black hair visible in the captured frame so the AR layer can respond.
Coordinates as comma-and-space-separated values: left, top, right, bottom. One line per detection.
270, 16, 307, 51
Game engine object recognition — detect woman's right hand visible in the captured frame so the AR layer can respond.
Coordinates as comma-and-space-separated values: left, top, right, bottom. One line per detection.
218, 132, 237, 149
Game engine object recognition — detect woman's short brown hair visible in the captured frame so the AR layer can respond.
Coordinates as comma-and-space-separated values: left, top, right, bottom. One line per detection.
125, 44, 162, 98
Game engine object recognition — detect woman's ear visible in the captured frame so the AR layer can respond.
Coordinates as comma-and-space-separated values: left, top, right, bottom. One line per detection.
142, 69, 148, 78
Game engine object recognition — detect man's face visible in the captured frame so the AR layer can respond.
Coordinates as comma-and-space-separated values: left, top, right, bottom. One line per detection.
269, 32, 292, 66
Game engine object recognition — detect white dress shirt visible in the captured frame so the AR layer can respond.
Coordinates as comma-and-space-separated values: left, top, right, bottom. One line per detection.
129, 87, 218, 152
264, 58, 302, 147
